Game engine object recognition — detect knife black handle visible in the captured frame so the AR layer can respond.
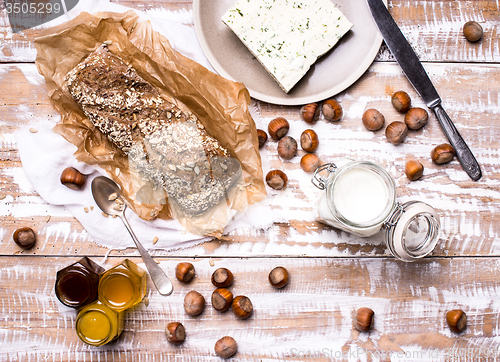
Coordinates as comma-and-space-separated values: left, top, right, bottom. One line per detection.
432, 104, 482, 181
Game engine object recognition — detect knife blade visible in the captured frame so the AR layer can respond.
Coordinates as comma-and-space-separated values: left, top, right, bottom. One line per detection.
366, 0, 482, 181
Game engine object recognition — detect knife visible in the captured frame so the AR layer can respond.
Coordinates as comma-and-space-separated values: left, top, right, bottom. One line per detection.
367, 0, 482, 181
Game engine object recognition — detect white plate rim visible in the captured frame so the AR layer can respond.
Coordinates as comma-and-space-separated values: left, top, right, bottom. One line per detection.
193, 0, 385, 106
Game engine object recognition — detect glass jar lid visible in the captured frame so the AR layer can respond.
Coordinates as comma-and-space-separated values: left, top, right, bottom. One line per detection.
384, 201, 440, 261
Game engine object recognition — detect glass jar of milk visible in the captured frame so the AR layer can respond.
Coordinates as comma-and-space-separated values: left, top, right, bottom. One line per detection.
312, 160, 440, 262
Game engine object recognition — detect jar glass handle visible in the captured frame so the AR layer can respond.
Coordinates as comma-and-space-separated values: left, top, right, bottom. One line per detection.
311, 163, 337, 190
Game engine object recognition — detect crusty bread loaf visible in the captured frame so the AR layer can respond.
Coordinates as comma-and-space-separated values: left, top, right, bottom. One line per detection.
66, 44, 241, 214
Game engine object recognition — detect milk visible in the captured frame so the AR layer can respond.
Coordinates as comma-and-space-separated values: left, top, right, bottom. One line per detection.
316, 160, 395, 237
332, 168, 389, 225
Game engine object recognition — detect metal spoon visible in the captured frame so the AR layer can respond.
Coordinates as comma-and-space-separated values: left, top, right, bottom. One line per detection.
91, 176, 173, 296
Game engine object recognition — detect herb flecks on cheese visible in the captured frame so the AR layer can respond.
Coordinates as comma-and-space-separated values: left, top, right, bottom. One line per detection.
222, 0, 353, 93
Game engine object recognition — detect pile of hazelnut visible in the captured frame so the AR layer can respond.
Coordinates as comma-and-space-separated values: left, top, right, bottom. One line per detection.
260, 99, 342, 191
362, 90, 428, 145
362, 91, 456, 181
167, 263, 289, 359
259, 91, 458, 187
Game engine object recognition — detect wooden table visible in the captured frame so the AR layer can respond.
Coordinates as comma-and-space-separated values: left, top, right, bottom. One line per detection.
1, 0, 500, 360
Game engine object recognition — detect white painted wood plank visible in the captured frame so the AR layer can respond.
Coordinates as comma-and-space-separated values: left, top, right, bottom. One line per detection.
0, 0, 499, 63
1, 257, 500, 361
1, 62, 499, 258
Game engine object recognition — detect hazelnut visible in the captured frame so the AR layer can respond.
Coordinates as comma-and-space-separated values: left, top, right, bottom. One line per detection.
232, 295, 253, 319
214, 336, 238, 359
277, 136, 298, 160
446, 309, 467, 333
165, 322, 185, 345
300, 129, 319, 152
322, 99, 343, 121
404, 107, 428, 130
354, 307, 374, 332
362, 109, 385, 131
212, 288, 233, 312
391, 91, 411, 113
60, 167, 86, 190
257, 129, 268, 148
183, 290, 205, 316
405, 160, 424, 181
266, 170, 288, 190
268, 266, 289, 289
211, 267, 234, 288
300, 103, 320, 124
385, 121, 408, 145
268, 117, 289, 140
300, 153, 321, 173
13, 227, 36, 249
463, 21, 483, 42
175, 262, 195, 283
431, 143, 456, 164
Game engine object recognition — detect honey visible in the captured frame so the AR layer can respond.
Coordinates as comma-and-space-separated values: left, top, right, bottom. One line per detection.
100, 274, 135, 307
76, 301, 123, 346
98, 259, 146, 312
55, 257, 146, 345
55, 257, 104, 308
79, 310, 111, 341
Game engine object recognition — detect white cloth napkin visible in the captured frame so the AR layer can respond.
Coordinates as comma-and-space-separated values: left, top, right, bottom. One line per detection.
14, 0, 283, 251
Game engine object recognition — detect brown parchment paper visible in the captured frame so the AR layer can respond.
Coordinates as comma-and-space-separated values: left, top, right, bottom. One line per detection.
34, 10, 267, 236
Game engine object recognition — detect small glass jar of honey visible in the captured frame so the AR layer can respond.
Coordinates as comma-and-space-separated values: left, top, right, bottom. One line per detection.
75, 301, 123, 346
98, 259, 147, 312
55, 257, 104, 309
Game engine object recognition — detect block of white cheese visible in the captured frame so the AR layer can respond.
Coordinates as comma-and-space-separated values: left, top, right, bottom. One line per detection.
222, 0, 353, 93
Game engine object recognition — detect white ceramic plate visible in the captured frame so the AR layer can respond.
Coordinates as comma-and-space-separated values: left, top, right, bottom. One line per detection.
193, 0, 385, 105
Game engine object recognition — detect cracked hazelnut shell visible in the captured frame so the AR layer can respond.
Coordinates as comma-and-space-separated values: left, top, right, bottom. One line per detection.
404, 107, 428, 130
446, 309, 467, 333
269, 266, 289, 288
257, 129, 268, 148
277, 136, 297, 160
211, 267, 234, 288
431, 143, 456, 164
183, 290, 205, 316
322, 99, 343, 121
300, 103, 320, 124
405, 160, 424, 181
232, 295, 253, 320
300, 153, 321, 173
212, 288, 233, 312
266, 170, 288, 190
385, 121, 408, 145
215, 336, 238, 359
300, 129, 319, 152
392, 91, 411, 113
354, 307, 374, 332
175, 262, 195, 283
362, 109, 385, 131
60, 167, 86, 190
165, 322, 185, 345
268, 117, 289, 140
13, 227, 36, 249
463, 21, 483, 42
